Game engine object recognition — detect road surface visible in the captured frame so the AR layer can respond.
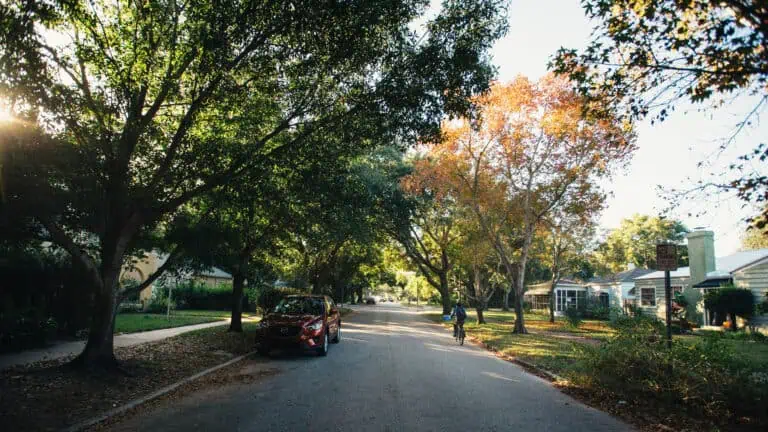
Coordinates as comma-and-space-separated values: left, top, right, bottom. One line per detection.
109, 303, 632, 432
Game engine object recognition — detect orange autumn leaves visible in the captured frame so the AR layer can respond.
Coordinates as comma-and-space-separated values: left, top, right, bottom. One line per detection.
402, 74, 636, 223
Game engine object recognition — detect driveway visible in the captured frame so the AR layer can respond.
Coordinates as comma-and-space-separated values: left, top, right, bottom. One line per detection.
108, 303, 631, 431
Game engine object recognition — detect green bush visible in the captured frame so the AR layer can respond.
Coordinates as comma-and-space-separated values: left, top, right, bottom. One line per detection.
583, 297, 610, 320
257, 287, 306, 314
0, 311, 58, 353
564, 307, 582, 328
570, 315, 768, 424
705, 287, 755, 330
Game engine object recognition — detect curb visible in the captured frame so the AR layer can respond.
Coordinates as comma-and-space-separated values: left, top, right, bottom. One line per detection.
62, 351, 256, 432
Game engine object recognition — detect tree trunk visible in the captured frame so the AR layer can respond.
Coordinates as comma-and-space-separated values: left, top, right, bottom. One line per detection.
229, 272, 245, 332
549, 291, 555, 323
476, 307, 486, 324
439, 273, 451, 315
502, 288, 511, 311
513, 291, 527, 333
71, 276, 120, 368
729, 312, 738, 331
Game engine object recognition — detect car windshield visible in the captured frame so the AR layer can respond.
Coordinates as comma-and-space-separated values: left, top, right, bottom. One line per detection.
272, 297, 324, 316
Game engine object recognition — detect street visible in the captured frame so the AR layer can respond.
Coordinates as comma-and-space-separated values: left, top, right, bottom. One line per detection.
109, 304, 631, 432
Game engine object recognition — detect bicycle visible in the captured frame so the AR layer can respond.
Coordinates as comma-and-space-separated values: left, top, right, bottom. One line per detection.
455, 321, 465, 345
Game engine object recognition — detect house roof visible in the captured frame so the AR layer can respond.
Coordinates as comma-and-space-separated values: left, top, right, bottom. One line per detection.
524, 279, 584, 296
634, 249, 768, 281
200, 267, 232, 279
588, 268, 655, 284
692, 277, 732, 288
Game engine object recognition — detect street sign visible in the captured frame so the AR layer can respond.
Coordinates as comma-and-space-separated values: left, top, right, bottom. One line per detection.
656, 244, 678, 271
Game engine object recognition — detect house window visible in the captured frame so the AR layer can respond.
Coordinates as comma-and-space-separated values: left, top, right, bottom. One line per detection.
641, 287, 656, 306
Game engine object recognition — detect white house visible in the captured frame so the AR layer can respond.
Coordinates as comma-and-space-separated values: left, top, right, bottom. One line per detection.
524, 279, 586, 315
586, 266, 655, 311
633, 229, 768, 328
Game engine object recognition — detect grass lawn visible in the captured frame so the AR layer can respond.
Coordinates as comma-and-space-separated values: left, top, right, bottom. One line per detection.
426, 309, 608, 374
114, 309, 258, 334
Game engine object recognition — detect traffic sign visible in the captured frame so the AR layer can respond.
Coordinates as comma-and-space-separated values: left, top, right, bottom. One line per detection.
656, 243, 678, 271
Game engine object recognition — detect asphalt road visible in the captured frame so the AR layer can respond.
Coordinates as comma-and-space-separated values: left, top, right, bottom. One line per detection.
109, 303, 632, 432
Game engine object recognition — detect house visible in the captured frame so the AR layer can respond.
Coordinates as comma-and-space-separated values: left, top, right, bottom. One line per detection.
524, 279, 587, 315
121, 251, 233, 307
587, 266, 655, 312
633, 229, 768, 328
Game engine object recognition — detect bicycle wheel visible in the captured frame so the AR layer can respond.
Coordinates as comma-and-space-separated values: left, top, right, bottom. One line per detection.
459, 326, 465, 345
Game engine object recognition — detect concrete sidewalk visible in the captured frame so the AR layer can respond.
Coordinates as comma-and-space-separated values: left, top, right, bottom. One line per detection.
0, 320, 229, 371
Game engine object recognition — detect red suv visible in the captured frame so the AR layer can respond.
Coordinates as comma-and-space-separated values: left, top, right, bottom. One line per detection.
254, 295, 341, 356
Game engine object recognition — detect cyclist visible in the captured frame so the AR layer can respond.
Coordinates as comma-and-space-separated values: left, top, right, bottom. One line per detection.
451, 302, 467, 338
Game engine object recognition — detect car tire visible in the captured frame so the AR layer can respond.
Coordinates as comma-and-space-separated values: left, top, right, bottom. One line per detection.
332, 324, 341, 344
317, 330, 329, 356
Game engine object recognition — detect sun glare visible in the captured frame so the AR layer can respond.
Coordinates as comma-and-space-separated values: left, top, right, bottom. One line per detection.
0, 105, 14, 123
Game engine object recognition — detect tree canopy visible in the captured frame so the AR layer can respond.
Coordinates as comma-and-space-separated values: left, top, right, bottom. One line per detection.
551, 0, 768, 225
0, 0, 508, 368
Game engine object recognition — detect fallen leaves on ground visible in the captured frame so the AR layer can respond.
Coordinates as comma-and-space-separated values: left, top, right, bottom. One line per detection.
0, 324, 260, 431
85, 359, 281, 431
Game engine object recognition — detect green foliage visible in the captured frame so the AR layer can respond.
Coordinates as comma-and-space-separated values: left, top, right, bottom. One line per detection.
564, 308, 582, 328
591, 215, 689, 274
552, 1, 768, 226
757, 293, 768, 315
571, 315, 768, 424
583, 297, 610, 320
705, 287, 755, 329
0, 240, 92, 338
0, 311, 58, 353
256, 288, 306, 314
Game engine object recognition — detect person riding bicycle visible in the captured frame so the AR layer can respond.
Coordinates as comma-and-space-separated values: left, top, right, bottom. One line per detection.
451, 302, 467, 338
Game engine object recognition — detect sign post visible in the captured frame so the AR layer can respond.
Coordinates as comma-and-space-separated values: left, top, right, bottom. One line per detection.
656, 243, 678, 349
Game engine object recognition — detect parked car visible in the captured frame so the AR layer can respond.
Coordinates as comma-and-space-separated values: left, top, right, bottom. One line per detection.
254, 295, 341, 356
365, 297, 376, 305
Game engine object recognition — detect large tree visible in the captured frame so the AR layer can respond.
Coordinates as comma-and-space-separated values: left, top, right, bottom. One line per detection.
398, 156, 463, 314
592, 214, 689, 275
438, 76, 634, 333
0, 0, 507, 368
552, 0, 768, 225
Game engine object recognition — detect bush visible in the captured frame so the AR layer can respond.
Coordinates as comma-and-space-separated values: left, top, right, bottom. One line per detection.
705, 287, 755, 330
145, 290, 174, 314
564, 307, 582, 328
257, 287, 306, 314
0, 311, 58, 353
570, 315, 768, 424
583, 297, 610, 320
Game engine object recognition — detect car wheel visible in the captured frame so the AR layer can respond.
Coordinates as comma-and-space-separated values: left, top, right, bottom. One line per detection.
332, 324, 341, 343
317, 330, 329, 356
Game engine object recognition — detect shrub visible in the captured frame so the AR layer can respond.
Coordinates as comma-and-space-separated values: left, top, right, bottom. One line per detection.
564, 307, 582, 328
0, 311, 58, 353
257, 287, 306, 314
145, 291, 175, 314
570, 316, 768, 424
705, 287, 755, 330
583, 297, 610, 320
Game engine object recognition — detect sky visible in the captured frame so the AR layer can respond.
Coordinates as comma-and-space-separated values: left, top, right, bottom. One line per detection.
486, 0, 768, 256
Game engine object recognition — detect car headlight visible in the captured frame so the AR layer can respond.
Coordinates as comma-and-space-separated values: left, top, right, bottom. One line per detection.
306, 321, 323, 331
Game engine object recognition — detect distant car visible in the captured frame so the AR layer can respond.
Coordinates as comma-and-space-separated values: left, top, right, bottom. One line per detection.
365, 297, 376, 305
254, 295, 341, 356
